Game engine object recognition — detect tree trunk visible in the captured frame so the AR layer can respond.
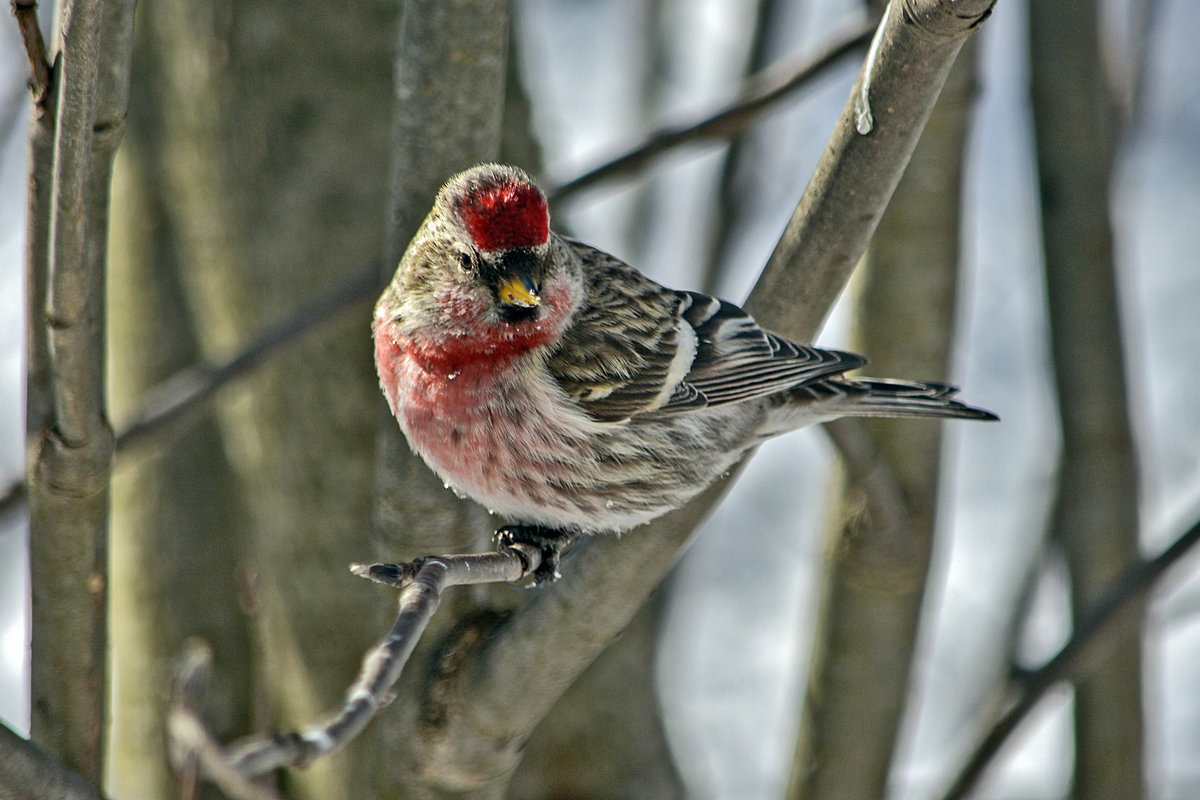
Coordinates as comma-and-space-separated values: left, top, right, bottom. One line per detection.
111, 0, 397, 796
107, 37, 254, 794
1029, 1, 1145, 797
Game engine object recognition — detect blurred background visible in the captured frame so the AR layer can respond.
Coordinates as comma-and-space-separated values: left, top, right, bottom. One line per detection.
2, 0, 1199, 797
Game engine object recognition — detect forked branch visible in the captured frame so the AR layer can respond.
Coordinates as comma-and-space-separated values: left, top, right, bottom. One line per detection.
167, 544, 541, 785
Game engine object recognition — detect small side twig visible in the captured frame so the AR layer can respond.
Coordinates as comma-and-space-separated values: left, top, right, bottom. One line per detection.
11, 0, 53, 116
167, 640, 280, 800
169, 545, 540, 788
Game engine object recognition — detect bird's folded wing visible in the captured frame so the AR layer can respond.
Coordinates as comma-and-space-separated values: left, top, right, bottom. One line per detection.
547, 243, 863, 422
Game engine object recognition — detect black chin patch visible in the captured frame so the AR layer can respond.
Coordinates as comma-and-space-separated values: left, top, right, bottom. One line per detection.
498, 304, 540, 324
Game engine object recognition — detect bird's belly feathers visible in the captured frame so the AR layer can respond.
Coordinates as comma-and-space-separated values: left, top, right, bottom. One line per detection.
390, 358, 751, 533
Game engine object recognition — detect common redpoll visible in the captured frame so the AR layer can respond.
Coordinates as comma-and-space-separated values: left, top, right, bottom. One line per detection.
374, 164, 995, 580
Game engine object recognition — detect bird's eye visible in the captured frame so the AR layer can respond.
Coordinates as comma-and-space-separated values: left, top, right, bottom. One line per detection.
457, 251, 475, 273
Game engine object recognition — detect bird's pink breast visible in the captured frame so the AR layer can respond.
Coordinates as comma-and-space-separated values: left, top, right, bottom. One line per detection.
373, 300, 574, 504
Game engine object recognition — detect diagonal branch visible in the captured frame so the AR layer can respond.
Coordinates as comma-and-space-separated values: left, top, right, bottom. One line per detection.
415, 0, 998, 787
745, 0, 995, 339
548, 18, 875, 204
115, 264, 379, 454
0, 722, 107, 800
938, 511, 1200, 800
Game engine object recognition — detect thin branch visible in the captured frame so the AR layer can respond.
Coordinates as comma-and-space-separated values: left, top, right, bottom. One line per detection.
0, 479, 25, 519
170, 546, 540, 788
3, 265, 377, 512
938, 512, 1200, 800
43, 0, 110, 451
745, 0, 995, 341
115, 264, 379, 454
167, 641, 281, 800
548, 19, 874, 205
10, 0, 53, 116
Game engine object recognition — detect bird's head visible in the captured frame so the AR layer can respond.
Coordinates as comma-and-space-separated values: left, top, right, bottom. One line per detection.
444, 164, 551, 322
380, 164, 563, 337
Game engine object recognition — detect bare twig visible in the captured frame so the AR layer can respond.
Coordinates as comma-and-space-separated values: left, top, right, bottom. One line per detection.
3, 265, 377, 513
115, 264, 379, 454
170, 546, 540, 788
167, 641, 281, 800
938, 512, 1200, 800
548, 19, 874, 205
11, 0, 53, 116
0, 479, 25, 519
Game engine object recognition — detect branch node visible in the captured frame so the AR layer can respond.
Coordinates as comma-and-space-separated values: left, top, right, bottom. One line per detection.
11, 0, 54, 116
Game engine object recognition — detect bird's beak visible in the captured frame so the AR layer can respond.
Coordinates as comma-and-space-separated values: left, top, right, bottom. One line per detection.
498, 273, 541, 308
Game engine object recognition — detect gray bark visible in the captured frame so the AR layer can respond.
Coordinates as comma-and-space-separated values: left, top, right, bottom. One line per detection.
25, 0, 135, 782
1029, 1, 1145, 797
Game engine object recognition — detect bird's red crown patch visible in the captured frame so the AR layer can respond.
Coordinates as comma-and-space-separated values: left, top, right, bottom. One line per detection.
455, 176, 549, 252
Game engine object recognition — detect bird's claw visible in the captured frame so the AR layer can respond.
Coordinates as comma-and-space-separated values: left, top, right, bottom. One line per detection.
493, 525, 576, 587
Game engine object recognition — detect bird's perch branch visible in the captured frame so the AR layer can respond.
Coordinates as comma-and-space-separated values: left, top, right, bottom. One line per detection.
167, 545, 541, 786
165, 498, 1200, 796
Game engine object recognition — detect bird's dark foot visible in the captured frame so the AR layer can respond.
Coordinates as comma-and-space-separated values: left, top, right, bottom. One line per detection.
493, 525, 577, 586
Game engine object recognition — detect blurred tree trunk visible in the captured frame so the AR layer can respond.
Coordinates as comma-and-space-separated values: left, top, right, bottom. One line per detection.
1029, 1, 1145, 798
508, 589, 683, 800
699, 0, 788, 294
369, 2, 514, 797
109, 0, 396, 797
788, 38, 978, 800
107, 37, 254, 796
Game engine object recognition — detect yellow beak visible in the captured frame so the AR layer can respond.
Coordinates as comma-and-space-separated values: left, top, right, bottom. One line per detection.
498, 274, 541, 308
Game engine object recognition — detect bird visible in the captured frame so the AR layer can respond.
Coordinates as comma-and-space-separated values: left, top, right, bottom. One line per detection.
373, 163, 996, 582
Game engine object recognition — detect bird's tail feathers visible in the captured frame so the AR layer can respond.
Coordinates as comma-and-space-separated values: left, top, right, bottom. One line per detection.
834, 378, 998, 421
773, 377, 997, 425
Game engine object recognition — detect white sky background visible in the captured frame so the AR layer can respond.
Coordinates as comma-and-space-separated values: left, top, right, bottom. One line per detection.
2, 0, 1199, 797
